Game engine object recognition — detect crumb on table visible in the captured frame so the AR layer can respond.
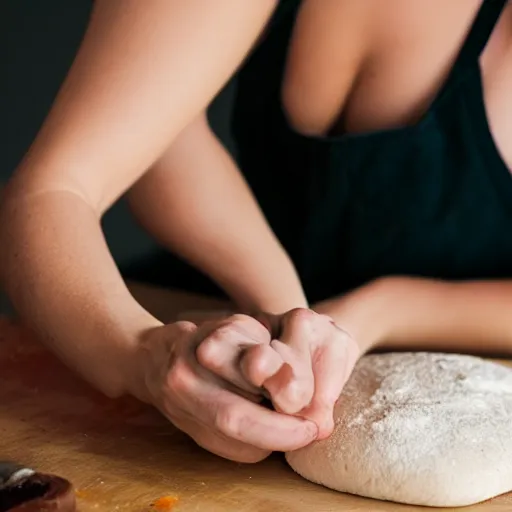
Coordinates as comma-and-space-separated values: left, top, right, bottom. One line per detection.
152, 495, 179, 510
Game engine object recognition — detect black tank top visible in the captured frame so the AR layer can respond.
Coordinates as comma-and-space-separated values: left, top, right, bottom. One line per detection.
232, 0, 512, 303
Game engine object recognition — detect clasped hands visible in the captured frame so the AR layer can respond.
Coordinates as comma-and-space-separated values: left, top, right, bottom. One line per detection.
141, 304, 362, 463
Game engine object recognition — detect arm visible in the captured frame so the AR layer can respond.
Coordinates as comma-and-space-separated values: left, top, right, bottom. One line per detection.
315, 277, 512, 356
0, 0, 278, 398
127, 113, 307, 316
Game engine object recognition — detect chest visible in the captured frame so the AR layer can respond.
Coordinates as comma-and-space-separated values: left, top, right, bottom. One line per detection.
282, 0, 512, 170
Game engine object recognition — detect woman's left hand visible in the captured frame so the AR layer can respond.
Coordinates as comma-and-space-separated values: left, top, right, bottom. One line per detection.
259, 308, 361, 439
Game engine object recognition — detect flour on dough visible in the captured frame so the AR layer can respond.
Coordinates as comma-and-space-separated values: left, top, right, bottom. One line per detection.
285, 352, 512, 507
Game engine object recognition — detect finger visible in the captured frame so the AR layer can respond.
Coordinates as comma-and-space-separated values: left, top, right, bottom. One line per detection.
224, 314, 272, 341
211, 389, 318, 452
301, 333, 360, 439
175, 416, 271, 463
261, 340, 313, 414
187, 370, 318, 451
194, 433, 272, 463
264, 309, 318, 414
195, 317, 271, 395
160, 357, 269, 462
280, 308, 316, 352
164, 402, 271, 463
197, 332, 259, 394
239, 343, 285, 388
194, 315, 270, 349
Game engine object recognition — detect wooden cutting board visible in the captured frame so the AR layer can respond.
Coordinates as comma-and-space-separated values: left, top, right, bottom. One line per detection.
1, 283, 511, 511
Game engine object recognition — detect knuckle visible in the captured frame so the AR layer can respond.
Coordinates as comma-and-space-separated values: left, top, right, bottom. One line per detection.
215, 406, 242, 438
227, 314, 259, 336
166, 360, 193, 393
229, 313, 252, 325
174, 320, 198, 335
288, 307, 316, 326
210, 325, 235, 341
196, 339, 223, 370
231, 314, 269, 340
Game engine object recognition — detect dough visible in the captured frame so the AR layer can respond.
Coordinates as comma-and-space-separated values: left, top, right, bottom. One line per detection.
285, 352, 512, 507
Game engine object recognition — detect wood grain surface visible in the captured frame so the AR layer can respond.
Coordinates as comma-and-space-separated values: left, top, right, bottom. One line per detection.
1, 283, 511, 511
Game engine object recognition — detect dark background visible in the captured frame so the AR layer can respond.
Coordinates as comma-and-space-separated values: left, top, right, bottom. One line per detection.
2, 0, 238, 295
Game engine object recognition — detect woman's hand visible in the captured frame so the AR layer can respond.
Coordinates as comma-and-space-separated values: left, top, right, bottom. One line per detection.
175, 282, 386, 445
137, 319, 319, 463
262, 309, 361, 439
188, 282, 390, 443
194, 310, 361, 440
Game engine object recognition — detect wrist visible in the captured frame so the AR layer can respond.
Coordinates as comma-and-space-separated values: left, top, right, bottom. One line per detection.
357, 277, 399, 351
229, 266, 308, 317
118, 320, 163, 404
239, 295, 309, 332
363, 276, 437, 350
239, 295, 309, 318
343, 279, 391, 354
313, 278, 397, 354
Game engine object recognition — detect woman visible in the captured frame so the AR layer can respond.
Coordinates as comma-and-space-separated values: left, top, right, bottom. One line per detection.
1, 0, 511, 463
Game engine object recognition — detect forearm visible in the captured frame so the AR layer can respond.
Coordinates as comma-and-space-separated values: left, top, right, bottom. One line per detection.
1, 0, 278, 392
318, 277, 512, 356
371, 277, 512, 355
128, 116, 307, 315
0, 189, 161, 398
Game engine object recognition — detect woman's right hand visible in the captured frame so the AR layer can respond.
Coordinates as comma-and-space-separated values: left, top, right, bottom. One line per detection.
136, 318, 319, 463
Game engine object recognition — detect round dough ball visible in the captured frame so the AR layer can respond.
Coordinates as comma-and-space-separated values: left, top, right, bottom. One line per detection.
285, 352, 512, 507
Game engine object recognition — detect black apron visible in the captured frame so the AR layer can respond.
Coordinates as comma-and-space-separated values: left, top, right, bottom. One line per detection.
232, 0, 512, 303
126, 0, 512, 304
